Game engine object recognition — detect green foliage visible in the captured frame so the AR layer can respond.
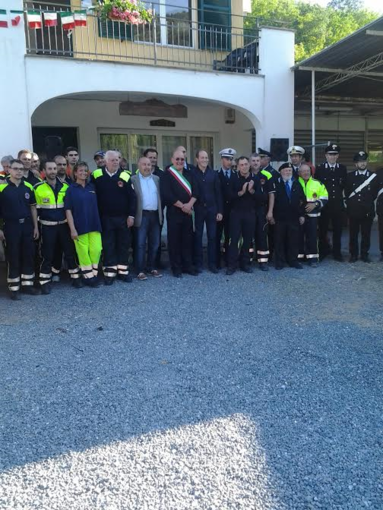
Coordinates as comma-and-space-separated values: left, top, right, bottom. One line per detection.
246, 0, 379, 61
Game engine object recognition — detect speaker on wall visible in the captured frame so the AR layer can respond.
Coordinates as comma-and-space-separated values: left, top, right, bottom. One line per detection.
224, 108, 236, 124
270, 138, 289, 161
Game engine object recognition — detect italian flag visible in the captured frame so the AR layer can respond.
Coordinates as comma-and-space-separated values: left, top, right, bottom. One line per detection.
44, 12, 58, 27
0, 9, 8, 28
27, 11, 42, 29
74, 10, 87, 27
60, 12, 75, 30
10, 10, 24, 27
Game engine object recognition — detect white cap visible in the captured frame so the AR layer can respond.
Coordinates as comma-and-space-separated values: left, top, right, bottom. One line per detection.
219, 148, 237, 158
287, 145, 305, 156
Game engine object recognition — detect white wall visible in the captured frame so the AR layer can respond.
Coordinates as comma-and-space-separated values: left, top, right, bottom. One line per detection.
32, 98, 254, 166
258, 27, 295, 150
0, 0, 32, 157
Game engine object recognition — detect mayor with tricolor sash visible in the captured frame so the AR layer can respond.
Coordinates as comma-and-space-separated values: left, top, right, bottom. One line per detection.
161, 149, 200, 278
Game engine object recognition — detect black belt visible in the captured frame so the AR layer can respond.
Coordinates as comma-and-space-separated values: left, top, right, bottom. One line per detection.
142, 210, 157, 214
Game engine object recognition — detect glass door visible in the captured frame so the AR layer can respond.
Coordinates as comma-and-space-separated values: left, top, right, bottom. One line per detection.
162, 135, 187, 168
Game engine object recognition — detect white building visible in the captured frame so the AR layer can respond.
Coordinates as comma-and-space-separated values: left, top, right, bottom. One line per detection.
1, 0, 295, 170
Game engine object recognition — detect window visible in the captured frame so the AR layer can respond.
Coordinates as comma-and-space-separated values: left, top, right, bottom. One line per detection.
198, 0, 231, 51
100, 133, 157, 172
162, 135, 187, 167
190, 136, 214, 168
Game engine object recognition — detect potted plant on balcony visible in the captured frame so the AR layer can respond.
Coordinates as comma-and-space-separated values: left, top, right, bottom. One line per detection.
95, 0, 153, 25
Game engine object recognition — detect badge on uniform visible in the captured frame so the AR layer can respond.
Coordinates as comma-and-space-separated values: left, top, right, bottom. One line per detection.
25, 193, 30, 199
43, 198, 50, 203
260, 179, 266, 185
312, 193, 317, 198
117, 181, 124, 188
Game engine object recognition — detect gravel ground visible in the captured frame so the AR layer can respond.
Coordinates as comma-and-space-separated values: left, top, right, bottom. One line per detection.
0, 235, 383, 509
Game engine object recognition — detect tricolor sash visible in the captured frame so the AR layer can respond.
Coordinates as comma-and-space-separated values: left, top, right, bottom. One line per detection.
168, 166, 192, 196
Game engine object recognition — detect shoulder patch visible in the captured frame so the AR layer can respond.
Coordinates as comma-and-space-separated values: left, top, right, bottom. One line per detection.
92, 169, 103, 179
0, 183, 8, 193
24, 181, 34, 191
120, 172, 131, 183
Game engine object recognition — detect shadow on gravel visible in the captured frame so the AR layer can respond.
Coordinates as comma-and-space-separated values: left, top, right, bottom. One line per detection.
0, 244, 383, 508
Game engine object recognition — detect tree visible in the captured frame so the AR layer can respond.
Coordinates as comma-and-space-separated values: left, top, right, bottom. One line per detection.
246, 0, 379, 61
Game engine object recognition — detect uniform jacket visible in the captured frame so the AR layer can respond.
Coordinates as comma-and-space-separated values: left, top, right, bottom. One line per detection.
131, 173, 163, 227
345, 169, 378, 219
217, 168, 238, 213
91, 167, 137, 218
0, 180, 35, 222
273, 178, 306, 222
161, 168, 199, 216
229, 173, 262, 212
193, 166, 223, 215
34, 180, 68, 223
315, 162, 347, 210
376, 168, 383, 216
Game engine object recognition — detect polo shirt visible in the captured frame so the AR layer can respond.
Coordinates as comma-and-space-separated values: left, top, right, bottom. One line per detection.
0, 180, 35, 222
64, 182, 102, 235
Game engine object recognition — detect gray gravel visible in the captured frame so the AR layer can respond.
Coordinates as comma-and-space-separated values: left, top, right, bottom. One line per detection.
0, 249, 383, 509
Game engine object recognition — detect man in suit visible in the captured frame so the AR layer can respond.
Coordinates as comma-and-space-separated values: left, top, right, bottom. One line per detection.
216, 147, 237, 269
131, 156, 163, 280
270, 163, 306, 270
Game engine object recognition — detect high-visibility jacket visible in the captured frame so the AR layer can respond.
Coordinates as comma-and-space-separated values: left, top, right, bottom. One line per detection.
34, 180, 69, 224
298, 177, 328, 217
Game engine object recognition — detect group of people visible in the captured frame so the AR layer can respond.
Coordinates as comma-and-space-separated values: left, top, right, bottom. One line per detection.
0, 142, 382, 300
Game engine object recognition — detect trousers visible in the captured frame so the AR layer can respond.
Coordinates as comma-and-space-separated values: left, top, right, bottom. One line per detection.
299, 216, 319, 262
274, 220, 300, 266
4, 219, 35, 291
101, 215, 131, 278
227, 209, 256, 269
348, 215, 373, 257
318, 207, 344, 257
74, 231, 102, 279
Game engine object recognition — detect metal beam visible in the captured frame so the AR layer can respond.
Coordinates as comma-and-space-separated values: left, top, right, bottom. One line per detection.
300, 51, 383, 97
297, 65, 383, 78
366, 30, 383, 37
311, 70, 316, 166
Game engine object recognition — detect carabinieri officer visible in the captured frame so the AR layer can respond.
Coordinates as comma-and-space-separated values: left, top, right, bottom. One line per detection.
0, 159, 40, 300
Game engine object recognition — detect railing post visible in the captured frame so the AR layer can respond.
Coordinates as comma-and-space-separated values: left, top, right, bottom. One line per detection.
152, 4, 157, 65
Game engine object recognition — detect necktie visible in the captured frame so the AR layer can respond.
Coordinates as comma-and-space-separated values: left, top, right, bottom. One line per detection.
225, 171, 229, 179
285, 180, 291, 200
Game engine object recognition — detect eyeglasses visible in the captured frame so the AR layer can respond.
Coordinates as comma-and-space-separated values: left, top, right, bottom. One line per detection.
175, 158, 185, 162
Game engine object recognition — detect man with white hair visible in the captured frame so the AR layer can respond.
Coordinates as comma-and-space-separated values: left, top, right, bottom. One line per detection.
92, 150, 137, 285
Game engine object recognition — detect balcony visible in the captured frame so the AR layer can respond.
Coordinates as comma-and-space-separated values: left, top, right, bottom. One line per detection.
24, 1, 260, 74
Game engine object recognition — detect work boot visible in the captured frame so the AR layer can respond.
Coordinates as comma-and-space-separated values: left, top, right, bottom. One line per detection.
22, 286, 40, 295
10, 290, 21, 301
118, 273, 133, 283
259, 263, 269, 272
41, 284, 51, 295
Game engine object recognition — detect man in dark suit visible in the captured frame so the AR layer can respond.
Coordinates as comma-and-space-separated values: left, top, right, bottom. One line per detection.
193, 150, 223, 273
131, 156, 163, 280
270, 163, 306, 270
216, 147, 237, 268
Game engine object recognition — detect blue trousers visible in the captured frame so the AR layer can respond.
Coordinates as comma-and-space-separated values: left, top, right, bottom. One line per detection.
193, 206, 217, 269
135, 211, 161, 273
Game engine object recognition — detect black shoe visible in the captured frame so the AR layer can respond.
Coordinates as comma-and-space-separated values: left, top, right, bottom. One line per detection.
241, 266, 253, 274
209, 266, 219, 274
10, 290, 21, 301
185, 269, 199, 276
41, 284, 51, 295
349, 256, 357, 263
173, 271, 182, 278
118, 274, 133, 283
275, 264, 283, 270
155, 261, 167, 270
290, 262, 303, 269
309, 262, 318, 268
72, 279, 84, 289
226, 267, 235, 275
104, 277, 114, 286
361, 255, 371, 263
259, 263, 269, 272
195, 267, 203, 274
333, 254, 344, 262
22, 286, 40, 295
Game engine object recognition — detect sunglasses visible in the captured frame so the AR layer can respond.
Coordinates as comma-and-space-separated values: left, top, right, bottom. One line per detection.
175, 158, 185, 162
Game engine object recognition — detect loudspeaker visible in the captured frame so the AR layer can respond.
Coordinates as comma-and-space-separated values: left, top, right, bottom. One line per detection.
224, 108, 236, 124
270, 138, 289, 161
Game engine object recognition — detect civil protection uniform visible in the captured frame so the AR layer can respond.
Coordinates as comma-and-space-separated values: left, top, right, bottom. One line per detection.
161, 166, 199, 275
34, 180, 80, 286
227, 173, 259, 272
92, 167, 137, 282
273, 174, 306, 268
64, 182, 102, 281
216, 167, 237, 268
345, 157, 378, 261
0, 180, 36, 293
298, 177, 328, 263
250, 169, 275, 266
193, 165, 223, 271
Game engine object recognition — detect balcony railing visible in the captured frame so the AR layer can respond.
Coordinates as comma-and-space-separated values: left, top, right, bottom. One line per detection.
23, 1, 260, 74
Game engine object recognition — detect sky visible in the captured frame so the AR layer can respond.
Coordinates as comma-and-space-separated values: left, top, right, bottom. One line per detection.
301, 0, 383, 13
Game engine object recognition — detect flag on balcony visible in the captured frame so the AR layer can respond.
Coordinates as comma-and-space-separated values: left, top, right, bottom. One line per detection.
0, 9, 8, 28
60, 12, 75, 30
10, 10, 24, 27
44, 12, 58, 28
74, 10, 87, 27
27, 11, 42, 29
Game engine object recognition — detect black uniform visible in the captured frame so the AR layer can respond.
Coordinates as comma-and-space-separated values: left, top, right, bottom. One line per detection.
92, 168, 137, 281
152, 166, 166, 268
251, 171, 275, 265
193, 166, 223, 270
315, 162, 347, 259
0, 180, 36, 293
161, 167, 199, 276
216, 168, 237, 268
273, 178, 306, 268
227, 173, 260, 271
345, 169, 378, 260
261, 164, 279, 259
376, 169, 383, 259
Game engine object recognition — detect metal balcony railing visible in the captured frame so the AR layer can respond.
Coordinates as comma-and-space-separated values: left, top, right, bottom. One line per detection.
23, 1, 260, 74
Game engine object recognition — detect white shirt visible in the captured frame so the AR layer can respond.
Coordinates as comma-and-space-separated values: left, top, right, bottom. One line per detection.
357, 169, 368, 176
139, 172, 158, 211
105, 168, 118, 178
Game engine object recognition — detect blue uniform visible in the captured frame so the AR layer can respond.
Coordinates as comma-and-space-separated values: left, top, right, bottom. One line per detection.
64, 182, 102, 235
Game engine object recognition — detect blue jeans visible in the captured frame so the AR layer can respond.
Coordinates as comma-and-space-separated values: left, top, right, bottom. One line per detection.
193, 206, 217, 269
135, 211, 161, 273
